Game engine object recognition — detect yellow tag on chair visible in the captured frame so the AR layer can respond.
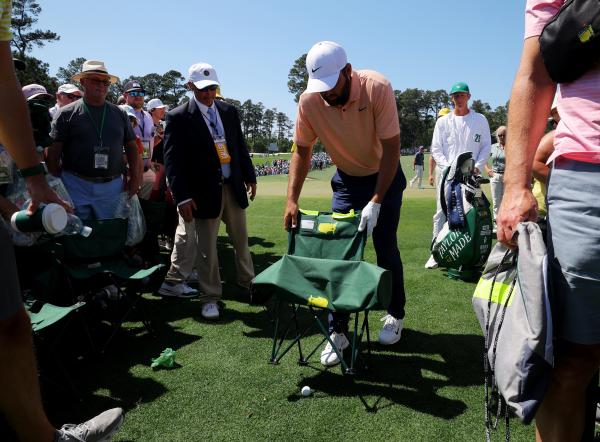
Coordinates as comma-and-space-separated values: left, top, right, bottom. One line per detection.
308, 296, 329, 308
317, 223, 337, 234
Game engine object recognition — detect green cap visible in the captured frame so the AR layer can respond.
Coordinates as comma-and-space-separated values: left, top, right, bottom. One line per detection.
449, 82, 470, 95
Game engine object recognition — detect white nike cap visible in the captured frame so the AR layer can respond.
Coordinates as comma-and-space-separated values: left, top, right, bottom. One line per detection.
305, 41, 348, 93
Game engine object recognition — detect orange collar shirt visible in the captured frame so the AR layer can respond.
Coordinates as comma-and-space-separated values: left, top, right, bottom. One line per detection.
293, 70, 400, 177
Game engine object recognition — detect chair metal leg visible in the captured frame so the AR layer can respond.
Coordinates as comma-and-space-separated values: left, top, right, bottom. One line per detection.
271, 304, 317, 364
311, 307, 350, 373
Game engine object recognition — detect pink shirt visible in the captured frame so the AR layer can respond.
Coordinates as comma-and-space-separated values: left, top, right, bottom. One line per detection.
294, 70, 400, 176
525, 0, 600, 164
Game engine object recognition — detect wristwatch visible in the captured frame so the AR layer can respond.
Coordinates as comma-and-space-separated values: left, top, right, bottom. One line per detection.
19, 162, 47, 178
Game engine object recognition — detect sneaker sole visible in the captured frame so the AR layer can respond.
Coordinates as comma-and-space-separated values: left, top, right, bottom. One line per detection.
320, 357, 341, 367
379, 335, 402, 345
201, 313, 219, 320
158, 288, 198, 298
320, 342, 349, 367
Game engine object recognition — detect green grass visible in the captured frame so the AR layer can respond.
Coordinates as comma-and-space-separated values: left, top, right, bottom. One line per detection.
41, 157, 533, 441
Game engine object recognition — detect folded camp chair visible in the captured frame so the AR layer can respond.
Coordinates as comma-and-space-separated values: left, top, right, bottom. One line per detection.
53, 218, 163, 353
252, 209, 392, 374
24, 295, 88, 395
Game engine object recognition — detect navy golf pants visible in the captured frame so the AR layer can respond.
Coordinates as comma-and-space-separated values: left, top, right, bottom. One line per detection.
328, 165, 407, 333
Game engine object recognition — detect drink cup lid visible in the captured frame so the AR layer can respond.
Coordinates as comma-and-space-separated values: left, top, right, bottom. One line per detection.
41, 203, 68, 234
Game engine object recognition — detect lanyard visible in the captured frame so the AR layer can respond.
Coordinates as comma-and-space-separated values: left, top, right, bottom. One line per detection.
199, 104, 222, 139
137, 110, 147, 137
83, 100, 107, 146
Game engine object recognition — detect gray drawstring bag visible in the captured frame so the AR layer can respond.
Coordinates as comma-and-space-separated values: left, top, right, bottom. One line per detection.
472, 222, 553, 433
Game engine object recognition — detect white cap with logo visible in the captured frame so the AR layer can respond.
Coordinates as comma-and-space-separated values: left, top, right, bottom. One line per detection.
305, 41, 348, 93
188, 63, 220, 90
57, 84, 82, 95
119, 104, 139, 122
146, 98, 168, 111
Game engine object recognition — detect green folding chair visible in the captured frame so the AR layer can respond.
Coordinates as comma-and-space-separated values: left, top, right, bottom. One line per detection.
54, 218, 163, 353
253, 209, 392, 374
24, 296, 89, 395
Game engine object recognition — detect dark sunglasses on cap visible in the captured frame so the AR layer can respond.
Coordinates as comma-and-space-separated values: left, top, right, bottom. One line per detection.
129, 91, 145, 97
199, 85, 218, 92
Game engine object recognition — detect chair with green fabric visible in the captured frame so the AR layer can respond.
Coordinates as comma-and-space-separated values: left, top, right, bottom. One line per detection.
24, 296, 89, 395
252, 209, 392, 374
54, 218, 163, 353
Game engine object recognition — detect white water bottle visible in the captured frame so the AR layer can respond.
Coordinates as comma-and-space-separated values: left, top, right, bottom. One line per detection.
62, 214, 92, 237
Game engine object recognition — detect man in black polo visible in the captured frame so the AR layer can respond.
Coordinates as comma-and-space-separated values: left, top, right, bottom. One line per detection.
47, 60, 141, 219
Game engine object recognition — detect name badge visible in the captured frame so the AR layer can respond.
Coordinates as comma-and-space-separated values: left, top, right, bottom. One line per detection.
141, 140, 151, 160
94, 146, 109, 170
214, 137, 231, 164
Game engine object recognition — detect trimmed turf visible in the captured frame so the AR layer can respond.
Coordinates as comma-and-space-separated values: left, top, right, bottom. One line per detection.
40, 156, 533, 441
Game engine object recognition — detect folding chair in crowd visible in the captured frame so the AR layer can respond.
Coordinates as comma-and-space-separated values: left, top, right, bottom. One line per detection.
252, 209, 391, 374
24, 294, 88, 395
52, 218, 163, 353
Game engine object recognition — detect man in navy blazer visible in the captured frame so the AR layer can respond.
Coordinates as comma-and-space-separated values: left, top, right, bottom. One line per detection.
162, 62, 256, 320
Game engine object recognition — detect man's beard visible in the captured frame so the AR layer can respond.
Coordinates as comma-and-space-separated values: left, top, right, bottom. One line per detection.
323, 85, 350, 106
322, 72, 351, 106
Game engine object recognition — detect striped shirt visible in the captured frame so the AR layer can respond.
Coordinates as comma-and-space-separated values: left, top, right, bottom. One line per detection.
0, 0, 11, 41
525, 0, 600, 164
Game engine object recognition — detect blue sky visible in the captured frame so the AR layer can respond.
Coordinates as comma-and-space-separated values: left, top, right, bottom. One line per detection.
32, 1, 527, 119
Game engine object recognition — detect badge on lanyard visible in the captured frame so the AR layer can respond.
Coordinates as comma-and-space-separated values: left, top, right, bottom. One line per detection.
141, 140, 151, 160
94, 145, 109, 170
214, 137, 231, 164
83, 101, 109, 171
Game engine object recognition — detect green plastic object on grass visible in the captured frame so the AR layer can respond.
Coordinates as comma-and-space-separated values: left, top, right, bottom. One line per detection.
151, 348, 176, 369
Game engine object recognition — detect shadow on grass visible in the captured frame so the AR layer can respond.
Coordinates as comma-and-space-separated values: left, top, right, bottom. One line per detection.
281, 328, 482, 419
37, 296, 201, 428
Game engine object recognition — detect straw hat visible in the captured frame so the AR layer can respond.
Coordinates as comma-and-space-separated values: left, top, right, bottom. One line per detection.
71, 60, 119, 84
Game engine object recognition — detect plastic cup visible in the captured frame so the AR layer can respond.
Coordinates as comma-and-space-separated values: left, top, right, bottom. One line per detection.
11, 203, 68, 234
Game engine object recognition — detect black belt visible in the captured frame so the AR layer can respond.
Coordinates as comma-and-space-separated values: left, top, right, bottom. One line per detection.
66, 170, 121, 183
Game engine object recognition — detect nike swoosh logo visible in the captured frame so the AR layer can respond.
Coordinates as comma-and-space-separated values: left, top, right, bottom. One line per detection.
311, 66, 322, 73
359, 106, 367, 112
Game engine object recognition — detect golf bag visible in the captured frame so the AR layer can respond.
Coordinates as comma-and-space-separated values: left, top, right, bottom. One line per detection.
431, 151, 493, 280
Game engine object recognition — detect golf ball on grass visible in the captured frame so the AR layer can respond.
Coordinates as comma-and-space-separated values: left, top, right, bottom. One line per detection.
301, 386, 312, 396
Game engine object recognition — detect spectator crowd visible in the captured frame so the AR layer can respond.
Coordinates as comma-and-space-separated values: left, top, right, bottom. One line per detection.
253, 152, 332, 176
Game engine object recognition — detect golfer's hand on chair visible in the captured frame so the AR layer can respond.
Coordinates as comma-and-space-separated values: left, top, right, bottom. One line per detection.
358, 201, 381, 237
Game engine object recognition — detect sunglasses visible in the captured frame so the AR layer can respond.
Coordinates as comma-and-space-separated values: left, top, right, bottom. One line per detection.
85, 77, 111, 86
62, 93, 81, 100
198, 85, 218, 93
129, 91, 145, 97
